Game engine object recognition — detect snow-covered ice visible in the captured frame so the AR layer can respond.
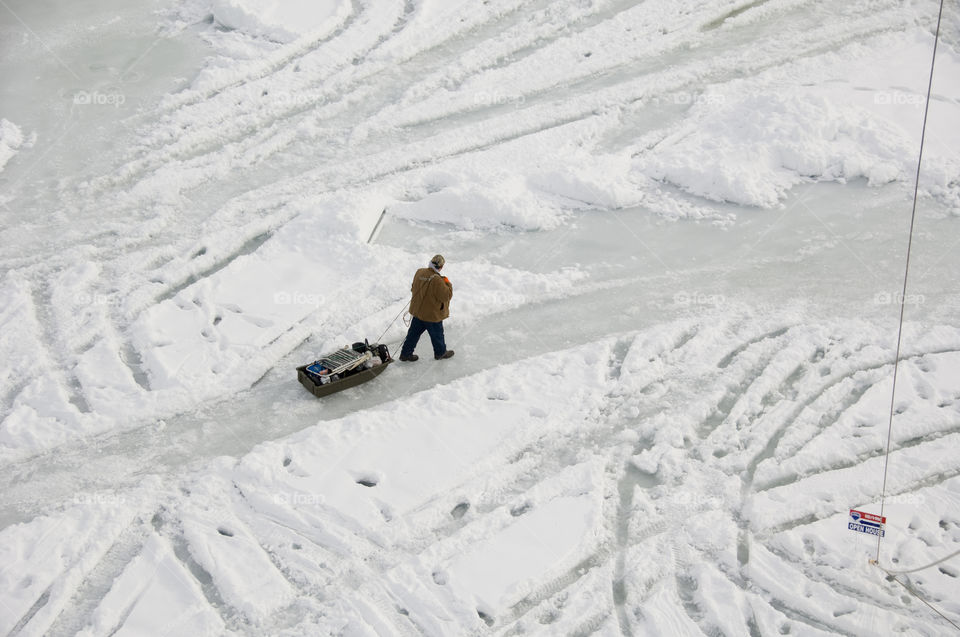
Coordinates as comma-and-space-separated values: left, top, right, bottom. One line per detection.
1, 0, 959, 635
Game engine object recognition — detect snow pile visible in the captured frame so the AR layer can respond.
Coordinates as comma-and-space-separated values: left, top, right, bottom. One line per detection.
637, 91, 912, 208
0, 119, 24, 172
635, 28, 960, 210
528, 155, 642, 211
210, 0, 349, 43
389, 154, 642, 232
389, 174, 559, 231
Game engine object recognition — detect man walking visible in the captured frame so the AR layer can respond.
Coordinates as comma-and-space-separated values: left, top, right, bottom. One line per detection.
399, 254, 455, 362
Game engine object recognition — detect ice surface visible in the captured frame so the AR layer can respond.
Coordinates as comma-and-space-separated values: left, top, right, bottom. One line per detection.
1, 0, 959, 635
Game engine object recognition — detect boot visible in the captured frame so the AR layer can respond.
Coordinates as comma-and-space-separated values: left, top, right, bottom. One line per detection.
399, 354, 419, 362
435, 350, 455, 360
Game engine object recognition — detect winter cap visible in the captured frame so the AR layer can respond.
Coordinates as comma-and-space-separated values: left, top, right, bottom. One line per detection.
430, 254, 445, 268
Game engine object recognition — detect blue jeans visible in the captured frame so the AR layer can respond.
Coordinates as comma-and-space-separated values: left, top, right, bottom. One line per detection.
400, 316, 446, 358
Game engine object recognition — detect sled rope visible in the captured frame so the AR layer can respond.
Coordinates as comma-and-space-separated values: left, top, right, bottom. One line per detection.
376, 300, 409, 345
378, 266, 441, 344
875, 0, 944, 567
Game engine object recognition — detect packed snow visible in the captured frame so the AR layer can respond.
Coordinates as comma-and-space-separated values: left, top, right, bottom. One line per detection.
1, 0, 959, 635
209, 0, 349, 44
0, 119, 27, 173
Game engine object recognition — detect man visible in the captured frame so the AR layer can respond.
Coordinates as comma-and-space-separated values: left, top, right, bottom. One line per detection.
399, 254, 454, 362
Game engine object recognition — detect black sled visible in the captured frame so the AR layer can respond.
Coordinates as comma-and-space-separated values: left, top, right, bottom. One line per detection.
297, 340, 393, 398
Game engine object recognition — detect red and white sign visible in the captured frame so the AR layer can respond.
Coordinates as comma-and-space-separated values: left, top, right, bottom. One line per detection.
849, 509, 886, 537
851, 510, 885, 524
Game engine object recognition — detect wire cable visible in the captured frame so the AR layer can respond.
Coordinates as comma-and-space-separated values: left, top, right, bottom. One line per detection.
874, 548, 960, 576
875, 0, 945, 565
874, 568, 960, 632
866, 2, 960, 631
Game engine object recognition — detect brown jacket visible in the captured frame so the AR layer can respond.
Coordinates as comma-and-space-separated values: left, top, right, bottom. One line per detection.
409, 267, 453, 322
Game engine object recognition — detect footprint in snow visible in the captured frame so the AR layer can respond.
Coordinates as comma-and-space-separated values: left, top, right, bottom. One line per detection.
510, 502, 531, 517
477, 609, 494, 627
283, 457, 310, 477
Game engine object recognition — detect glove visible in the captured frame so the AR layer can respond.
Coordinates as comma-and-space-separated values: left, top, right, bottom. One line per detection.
443, 276, 450, 284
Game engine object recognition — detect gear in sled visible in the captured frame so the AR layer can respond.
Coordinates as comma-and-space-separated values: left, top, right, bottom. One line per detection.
297, 340, 393, 397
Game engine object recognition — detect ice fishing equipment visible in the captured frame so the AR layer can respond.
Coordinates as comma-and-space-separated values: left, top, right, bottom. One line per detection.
297, 340, 393, 397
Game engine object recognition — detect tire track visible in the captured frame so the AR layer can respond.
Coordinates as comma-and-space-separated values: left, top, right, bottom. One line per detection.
752, 348, 960, 493
94, 0, 543, 196
159, 0, 363, 112
43, 524, 148, 637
